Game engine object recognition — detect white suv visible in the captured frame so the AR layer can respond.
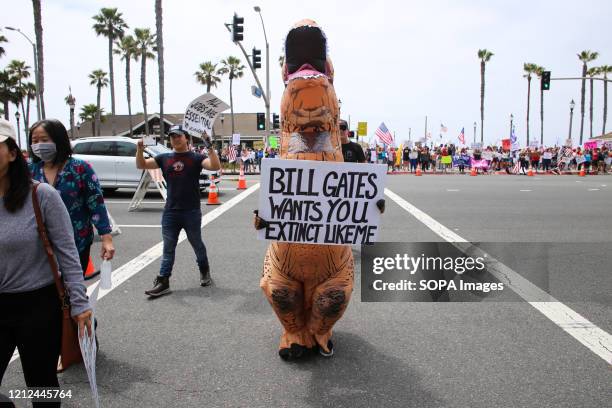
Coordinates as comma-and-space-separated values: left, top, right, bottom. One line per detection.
72, 137, 219, 193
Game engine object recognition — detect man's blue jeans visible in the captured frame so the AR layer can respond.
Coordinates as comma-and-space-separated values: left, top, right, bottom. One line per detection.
160, 209, 209, 277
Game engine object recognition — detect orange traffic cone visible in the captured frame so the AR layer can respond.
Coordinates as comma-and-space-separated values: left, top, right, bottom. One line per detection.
579, 165, 586, 177
470, 166, 477, 176
527, 164, 534, 177
84, 256, 99, 280
206, 176, 222, 205
237, 164, 247, 190
415, 163, 422, 176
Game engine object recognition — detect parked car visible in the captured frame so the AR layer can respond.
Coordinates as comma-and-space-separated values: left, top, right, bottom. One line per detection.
72, 137, 219, 193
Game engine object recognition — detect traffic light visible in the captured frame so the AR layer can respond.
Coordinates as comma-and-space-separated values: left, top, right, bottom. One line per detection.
252, 48, 261, 70
273, 113, 280, 129
541, 71, 551, 91
256, 112, 266, 131
232, 14, 244, 42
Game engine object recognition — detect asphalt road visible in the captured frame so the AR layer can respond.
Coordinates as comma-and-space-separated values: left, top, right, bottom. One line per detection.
2, 174, 611, 408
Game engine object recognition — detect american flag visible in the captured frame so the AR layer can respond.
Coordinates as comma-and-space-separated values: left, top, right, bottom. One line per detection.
441, 124, 448, 133
227, 144, 237, 163
458, 127, 465, 145
375, 122, 394, 146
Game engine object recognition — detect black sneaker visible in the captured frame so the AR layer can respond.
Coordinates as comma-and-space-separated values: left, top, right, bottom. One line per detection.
145, 276, 170, 297
199, 265, 211, 287
319, 340, 334, 358
279, 343, 307, 361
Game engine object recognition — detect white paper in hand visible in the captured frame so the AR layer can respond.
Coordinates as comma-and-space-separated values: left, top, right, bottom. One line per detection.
100, 260, 112, 290
80, 284, 100, 408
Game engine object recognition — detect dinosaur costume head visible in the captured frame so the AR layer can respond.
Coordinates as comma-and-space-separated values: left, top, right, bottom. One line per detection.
279, 19, 342, 161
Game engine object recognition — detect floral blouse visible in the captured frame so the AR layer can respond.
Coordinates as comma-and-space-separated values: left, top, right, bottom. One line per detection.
30, 158, 112, 253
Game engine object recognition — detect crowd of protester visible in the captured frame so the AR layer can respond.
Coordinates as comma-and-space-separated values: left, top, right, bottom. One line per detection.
364, 143, 612, 174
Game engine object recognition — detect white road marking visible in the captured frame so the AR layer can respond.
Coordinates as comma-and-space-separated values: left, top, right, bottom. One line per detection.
384, 188, 612, 365
9, 184, 261, 365
588, 188, 600, 191
520, 189, 532, 192
576, 181, 582, 183
105, 200, 165, 204
117, 224, 162, 228
446, 189, 460, 192
602, 185, 607, 187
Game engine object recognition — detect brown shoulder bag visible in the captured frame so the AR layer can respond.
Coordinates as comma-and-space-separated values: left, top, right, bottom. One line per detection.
31, 184, 83, 369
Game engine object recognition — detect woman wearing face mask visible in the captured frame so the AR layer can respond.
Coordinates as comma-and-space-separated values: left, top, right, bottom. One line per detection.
0, 119, 92, 402
29, 119, 115, 277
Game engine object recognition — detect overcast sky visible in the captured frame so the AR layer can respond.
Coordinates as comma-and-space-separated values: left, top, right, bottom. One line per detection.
3, 0, 611, 147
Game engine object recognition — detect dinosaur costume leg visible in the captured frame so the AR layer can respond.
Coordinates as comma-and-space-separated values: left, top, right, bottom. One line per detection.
261, 243, 354, 353
307, 248, 354, 353
260, 244, 315, 350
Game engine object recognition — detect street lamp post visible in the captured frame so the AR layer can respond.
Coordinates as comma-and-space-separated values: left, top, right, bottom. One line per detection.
254, 6, 270, 146
510, 114, 514, 139
15, 111, 21, 148
473, 122, 477, 145
5, 26, 41, 121
67, 88, 76, 140
569, 99, 575, 145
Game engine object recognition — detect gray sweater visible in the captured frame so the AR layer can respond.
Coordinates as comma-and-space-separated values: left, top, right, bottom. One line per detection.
0, 182, 90, 317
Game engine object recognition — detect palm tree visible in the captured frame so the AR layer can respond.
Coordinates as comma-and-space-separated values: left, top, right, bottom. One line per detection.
523, 63, 538, 146
535, 65, 546, 146
134, 28, 156, 136
577, 50, 598, 144
477, 49, 493, 144
0, 70, 19, 119
155, 0, 165, 143
32, 0, 45, 118
6, 60, 31, 132
0, 30, 7, 58
218, 56, 245, 145
598, 65, 612, 135
195, 62, 222, 92
586, 66, 600, 139
80, 104, 103, 136
64, 89, 76, 138
23, 82, 36, 130
88, 69, 109, 136
114, 35, 137, 136
93, 7, 128, 136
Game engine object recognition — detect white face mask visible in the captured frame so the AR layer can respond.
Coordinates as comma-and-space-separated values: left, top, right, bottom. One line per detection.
31, 142, 57, 162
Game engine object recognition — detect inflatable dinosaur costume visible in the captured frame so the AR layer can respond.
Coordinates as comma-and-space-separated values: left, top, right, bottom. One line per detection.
257, 19, 353, 360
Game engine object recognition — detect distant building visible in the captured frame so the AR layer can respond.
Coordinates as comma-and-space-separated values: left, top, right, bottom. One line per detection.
73, 112, 275, 147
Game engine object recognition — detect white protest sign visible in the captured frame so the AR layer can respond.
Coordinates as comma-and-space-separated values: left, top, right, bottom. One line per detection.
183, 93, 229, 137
482, 151, 494, 161
257, 159, 387, 245
232, 133, 241, 145
143, 135, 156, 146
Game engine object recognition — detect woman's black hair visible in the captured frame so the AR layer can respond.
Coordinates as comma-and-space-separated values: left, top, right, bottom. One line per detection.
29, 119, 72, 165
2, 137, 32, 212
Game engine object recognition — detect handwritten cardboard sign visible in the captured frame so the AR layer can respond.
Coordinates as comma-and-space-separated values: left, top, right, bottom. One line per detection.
183, 93, 229, 137
257, 159, 387, 245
